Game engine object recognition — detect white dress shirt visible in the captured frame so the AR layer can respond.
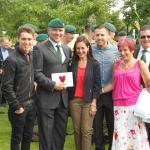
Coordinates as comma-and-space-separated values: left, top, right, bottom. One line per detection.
137, 46, 150, 67
49, 38, 66, 63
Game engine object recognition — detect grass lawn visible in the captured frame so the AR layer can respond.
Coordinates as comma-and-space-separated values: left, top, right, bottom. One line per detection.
0, 105, 98, 150
0, 106, 94, 150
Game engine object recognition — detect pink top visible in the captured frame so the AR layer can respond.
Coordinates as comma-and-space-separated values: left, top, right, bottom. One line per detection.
74, 66, 86, 97
112, 60, 142, 106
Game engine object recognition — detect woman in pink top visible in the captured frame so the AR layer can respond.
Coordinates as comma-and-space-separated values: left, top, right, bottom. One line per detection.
103, 38, 150, 150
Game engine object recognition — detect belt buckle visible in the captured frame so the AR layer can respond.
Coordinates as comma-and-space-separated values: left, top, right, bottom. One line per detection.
26, 101, 30, 105
23, 99, 33, 106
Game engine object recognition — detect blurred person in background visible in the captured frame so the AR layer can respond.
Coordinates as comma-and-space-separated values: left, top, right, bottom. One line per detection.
82, 23, 95, 44
134, 24, 150, 145
63, 24, 77, 50
104, 22, 117, 46
0, 37, 13, 109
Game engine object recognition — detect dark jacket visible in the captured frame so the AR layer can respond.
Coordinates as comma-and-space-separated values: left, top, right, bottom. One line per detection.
134, 47, 150, 70
0, 47, 13, 81
69, 58, 101, 102
2, 47, 34, 111
33, 40, 72, 109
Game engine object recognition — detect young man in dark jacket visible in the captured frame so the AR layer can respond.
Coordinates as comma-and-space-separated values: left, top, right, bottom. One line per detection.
2, 26, 36, 150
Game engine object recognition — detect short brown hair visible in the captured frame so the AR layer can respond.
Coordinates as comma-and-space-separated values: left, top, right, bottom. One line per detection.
95, 24, 108, 31
17, 26, 34, 37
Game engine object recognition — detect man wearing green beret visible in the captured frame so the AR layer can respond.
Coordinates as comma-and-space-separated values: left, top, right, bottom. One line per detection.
118, 31, 127, 37
117, 31, 127, 41
33, 18, 72, 150
82, 23, 95, 44
63, 24, 77, 49
104, 22, 117, 46
36, 33, 48, 45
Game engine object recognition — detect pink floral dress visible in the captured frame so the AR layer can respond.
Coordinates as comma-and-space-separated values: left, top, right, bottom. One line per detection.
112, 60, 150, 150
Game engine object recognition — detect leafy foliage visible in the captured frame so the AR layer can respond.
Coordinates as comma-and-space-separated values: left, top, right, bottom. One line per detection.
122, 0, 150, 32
0, 0, 123, 37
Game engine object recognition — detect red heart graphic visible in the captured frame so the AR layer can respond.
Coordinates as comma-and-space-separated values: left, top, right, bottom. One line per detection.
59, 75, 66, 83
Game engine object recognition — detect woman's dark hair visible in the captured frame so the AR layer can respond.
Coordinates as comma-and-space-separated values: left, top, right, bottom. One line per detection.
73, 36, 93, 61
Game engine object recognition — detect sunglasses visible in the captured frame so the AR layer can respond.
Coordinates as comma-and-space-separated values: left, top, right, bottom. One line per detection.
140, 35, 150, 39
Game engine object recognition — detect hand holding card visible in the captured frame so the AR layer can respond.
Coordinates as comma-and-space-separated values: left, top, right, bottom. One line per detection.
52, 72, 73, 87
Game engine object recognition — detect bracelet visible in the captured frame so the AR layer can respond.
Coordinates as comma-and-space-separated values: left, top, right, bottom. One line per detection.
101, 87, 105, 93
90, 105, 97, 111
90, 103, 96, 107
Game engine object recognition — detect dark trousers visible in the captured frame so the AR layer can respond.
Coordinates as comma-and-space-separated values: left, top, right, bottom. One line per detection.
38, 100, 68, 150
8, 101, 36, 150
0, 83, 7, 106
146, 123, 150, 145
94, 92, 114, 150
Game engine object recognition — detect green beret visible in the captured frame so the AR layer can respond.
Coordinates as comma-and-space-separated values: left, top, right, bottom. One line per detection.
23, 23, 38, 33
118, 31, 127, 37
104, 22, 116, 32
85, 23, 93, 30
127, 34, 135, 39
36, 34, 48, 42
48, 18, 65, 28
65, 25, 76, 34
91, 24, 97, 31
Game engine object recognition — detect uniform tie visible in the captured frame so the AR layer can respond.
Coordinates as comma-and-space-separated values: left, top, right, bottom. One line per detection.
56, 45, 62, 62
25, 53, 30, 64
141, 49, 147, 63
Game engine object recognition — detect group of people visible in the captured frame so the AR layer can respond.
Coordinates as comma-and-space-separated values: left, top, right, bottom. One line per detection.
1, 17, 150, 150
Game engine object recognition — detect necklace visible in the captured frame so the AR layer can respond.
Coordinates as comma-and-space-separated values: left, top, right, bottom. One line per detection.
79, 59, 87, 68
120, 58, 135, 69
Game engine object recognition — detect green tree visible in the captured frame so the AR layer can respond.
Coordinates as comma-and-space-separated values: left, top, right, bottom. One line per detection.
122, 0, 150, 31
0, 0, 122, 37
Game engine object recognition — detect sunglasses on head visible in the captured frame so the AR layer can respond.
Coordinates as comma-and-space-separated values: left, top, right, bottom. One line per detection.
140, 35, 150, 39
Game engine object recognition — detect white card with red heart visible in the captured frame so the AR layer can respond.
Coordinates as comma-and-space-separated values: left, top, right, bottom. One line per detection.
51, 72, 73, 87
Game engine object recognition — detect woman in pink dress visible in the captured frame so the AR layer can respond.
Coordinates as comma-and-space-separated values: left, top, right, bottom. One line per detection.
103, 38, 150, 150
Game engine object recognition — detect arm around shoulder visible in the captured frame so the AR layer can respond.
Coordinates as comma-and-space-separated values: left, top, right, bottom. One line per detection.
92, 59, 101, 99
101, 61, 115, 94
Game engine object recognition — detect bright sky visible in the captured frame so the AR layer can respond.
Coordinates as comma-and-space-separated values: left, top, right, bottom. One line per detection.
111, 0, 124, 19
114, 0, 124, 11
